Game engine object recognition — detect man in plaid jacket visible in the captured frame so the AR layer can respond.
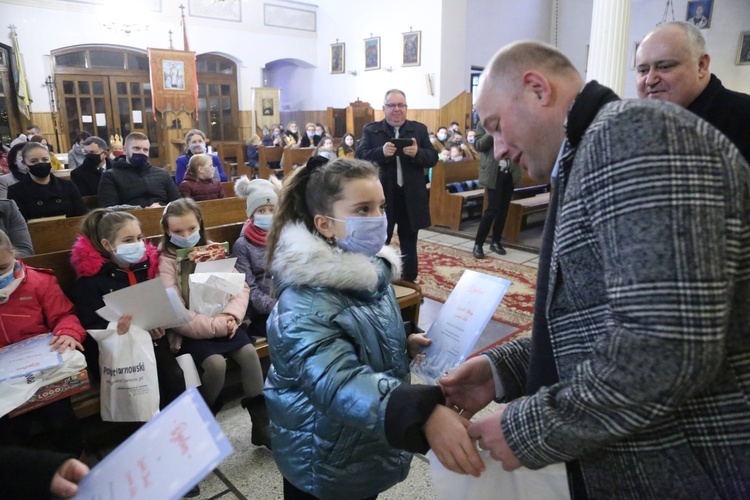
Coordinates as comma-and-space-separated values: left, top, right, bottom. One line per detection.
441, 41, 750, 499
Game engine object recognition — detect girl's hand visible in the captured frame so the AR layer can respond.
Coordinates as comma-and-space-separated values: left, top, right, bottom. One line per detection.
407, 332, 431, 358
218, 313, 238, 338
117, 315, 132, 335
50, 334, 83, 354
148, 327, 166, 340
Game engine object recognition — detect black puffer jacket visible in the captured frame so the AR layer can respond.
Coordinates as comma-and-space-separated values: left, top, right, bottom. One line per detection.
98, 157, 180, 208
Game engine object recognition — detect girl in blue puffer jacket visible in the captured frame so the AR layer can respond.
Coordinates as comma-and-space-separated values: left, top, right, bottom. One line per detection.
264, 156, 484, 500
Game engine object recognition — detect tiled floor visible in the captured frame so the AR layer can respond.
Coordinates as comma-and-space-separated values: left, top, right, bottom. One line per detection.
86, 227, 532, 499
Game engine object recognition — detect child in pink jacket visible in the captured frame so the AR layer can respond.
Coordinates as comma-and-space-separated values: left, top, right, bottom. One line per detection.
158, 198, 270, 449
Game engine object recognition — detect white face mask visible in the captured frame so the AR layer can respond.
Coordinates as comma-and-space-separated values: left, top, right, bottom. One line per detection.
113, 241, 147, 264
437, 133, 447, 141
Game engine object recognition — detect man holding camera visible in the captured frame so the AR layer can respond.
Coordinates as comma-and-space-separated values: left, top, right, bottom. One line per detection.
356, 89, 438, 283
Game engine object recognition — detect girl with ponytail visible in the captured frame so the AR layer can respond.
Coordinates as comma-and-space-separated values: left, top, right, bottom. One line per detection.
71, 209, 186, 409
265, 156, 482, 500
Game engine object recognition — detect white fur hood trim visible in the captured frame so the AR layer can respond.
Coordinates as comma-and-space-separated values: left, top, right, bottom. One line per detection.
271, 222, 402, 292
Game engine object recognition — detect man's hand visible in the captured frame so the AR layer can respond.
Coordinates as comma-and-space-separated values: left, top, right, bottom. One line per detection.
407, 332, 431, 358
467, 404, 522, 471
383, 141, 397, 157
117, 314, 132, 335
402, 138, 418, 157
50, 458, 90, 498
49, 334, 83, 354
425, 404, 485, 477
148, 327, 166, 340
439, 355, 495, 418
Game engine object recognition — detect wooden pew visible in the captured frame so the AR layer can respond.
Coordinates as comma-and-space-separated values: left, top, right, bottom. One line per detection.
429, 159, 483, 231
480, 168, 551, 241
503, 192, 551, 243
281, 147, 315, 177
28, 197, 248, 255
257, 146, 283, 180
221, 181, 236, 198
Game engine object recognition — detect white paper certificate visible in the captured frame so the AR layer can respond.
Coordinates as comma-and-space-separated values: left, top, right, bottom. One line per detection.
96, 279, 192, 331
0, 334, 62, 382
411, 270, 511, 384
73, 387, 233, 499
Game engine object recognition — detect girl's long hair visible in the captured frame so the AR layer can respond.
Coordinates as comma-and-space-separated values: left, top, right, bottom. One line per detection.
80, 209, 140, 258
266, 156, 379, 265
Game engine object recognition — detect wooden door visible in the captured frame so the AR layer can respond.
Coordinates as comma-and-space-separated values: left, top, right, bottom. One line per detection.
56, 75, 112, 148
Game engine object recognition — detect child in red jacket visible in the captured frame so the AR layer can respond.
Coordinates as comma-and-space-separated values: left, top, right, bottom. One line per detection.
0, 229, 87, 456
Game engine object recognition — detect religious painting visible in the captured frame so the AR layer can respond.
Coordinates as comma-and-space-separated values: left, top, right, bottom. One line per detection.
262, 98, 274, 116
402, 31, 421, 67
737, 31, 750, 65
330, 43, 345, 74
631, 41, 640, 70
685, 0, 713, 29
148, 48, 198, 117
254, 87, 280, 131
189, 0, 241, 22
364, 37, 380, 71
162, 61, 185, 90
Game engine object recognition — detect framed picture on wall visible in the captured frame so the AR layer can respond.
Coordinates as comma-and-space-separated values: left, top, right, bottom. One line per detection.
685, 0, 713, 30
364, 36, 380, 71
402, 31, 421, 67
631, 41, 640, 69
737, 31, 750, 65
330, 43, 345, 74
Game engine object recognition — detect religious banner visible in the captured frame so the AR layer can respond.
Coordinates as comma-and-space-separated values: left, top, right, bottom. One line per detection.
253, 87, 280, 131
148, 48, 198, 119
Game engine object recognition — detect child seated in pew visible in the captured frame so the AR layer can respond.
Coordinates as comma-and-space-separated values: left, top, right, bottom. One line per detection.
71, 209, 186, 409
439, 148, 450, 162
315, 136, 336, 161
231, 177, 278, 339
0, 230, 86, 456
178, 154, 226, 202
158, 198, 270, 448
448, 145, 467, 162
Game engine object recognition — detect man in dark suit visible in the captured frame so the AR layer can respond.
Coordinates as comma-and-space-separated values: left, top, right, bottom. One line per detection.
356, 89, 438, 282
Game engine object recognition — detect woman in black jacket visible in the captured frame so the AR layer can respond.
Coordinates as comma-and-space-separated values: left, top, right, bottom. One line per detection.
8, 143, 86, 220
71, 209, 185, 409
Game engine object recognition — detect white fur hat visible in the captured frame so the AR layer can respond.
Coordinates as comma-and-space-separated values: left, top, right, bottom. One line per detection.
234, 176, 278, 217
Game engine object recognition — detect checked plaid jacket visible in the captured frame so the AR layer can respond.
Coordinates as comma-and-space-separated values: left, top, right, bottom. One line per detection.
487, 85, 750, 499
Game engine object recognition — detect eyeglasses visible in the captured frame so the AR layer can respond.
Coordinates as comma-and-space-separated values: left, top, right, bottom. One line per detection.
384, 103, 407, 110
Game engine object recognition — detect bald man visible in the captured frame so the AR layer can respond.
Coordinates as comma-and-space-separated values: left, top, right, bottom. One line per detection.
636, 21, 750, 163
440, 41, 750, 498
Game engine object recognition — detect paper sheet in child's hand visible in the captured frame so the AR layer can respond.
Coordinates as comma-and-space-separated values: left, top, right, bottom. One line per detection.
0, 334, 61, 382
96, 279, 192, 331
410, 270, 511, 385
194, 257, 237, 274
73, 387, 233, 499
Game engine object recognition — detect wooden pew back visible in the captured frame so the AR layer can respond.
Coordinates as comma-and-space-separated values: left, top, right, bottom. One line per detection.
28, 197, 248, 255
432, 159, 480, 186
257, 146, 283, 180
281, 147, 315, 177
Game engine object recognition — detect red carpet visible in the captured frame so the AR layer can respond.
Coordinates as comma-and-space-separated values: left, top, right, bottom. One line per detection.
416, 240, 537, 340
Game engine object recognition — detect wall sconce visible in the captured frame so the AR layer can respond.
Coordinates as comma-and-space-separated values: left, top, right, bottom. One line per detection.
347, 69, 358, 76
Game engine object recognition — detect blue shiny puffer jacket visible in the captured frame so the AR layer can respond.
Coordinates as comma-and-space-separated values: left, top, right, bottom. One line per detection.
265, 223, 411, 500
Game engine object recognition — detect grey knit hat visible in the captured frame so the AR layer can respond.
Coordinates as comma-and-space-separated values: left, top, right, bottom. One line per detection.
234, 176, 278, 217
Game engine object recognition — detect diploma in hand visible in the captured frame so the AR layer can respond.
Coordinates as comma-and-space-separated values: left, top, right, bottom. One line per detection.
410, 270, 511, 385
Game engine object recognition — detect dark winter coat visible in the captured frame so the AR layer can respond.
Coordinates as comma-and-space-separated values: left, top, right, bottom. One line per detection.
8, 174, 86, 220
231, 230, 274, 319
70, 234, 160, 330
177, 172, 225, 201
356, 119, 438, 230
98, 157, 180, 208
70, 157, 111, 197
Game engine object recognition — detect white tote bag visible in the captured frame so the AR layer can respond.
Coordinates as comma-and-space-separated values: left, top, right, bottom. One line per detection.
89, 324, 160, 422
428, 450, 570, 500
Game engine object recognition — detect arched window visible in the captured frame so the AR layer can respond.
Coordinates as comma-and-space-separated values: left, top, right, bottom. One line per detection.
196, 54, 239, 141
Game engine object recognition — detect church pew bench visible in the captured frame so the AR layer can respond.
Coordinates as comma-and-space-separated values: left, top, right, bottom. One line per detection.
429, 159, 483, 231
502, 192, 551, 243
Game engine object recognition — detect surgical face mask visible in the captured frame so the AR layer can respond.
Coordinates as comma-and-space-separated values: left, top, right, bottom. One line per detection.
170, 229, 201, 249
73, 143, 85, 154
28, 162, 52, 178
315, 130, 323, 136
467, 137, 475, 144
327, 215, 387, 257
273, 131, 280, 137
307, 131, 315, 138
437, 133, 447, 142
113, 241, 147, 264
198, 166, 215, 178
0, 265, 16, 289
129, 153, 149, 169
289, 126, 297, 133
191, 143, 207, 154
253, 214, 273, 231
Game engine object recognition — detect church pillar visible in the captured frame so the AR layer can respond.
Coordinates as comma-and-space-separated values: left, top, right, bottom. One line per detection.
586, 0, 632, 96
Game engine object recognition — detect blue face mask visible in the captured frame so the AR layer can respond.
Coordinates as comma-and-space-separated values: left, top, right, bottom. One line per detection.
114, 241, 147, 264
170, 230, 201, 249
0, 264, 17, 289
327, 215, 387, 257
253, 214, 273, 231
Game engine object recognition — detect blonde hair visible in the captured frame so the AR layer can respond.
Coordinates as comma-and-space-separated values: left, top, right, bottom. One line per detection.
0, 230, 14, 256
187, 154, 212, 178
